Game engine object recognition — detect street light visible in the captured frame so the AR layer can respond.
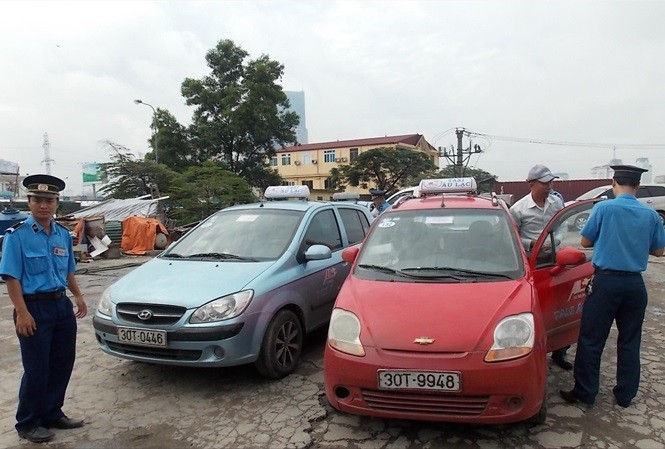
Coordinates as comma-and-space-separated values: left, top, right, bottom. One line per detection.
134, 99, 159, 164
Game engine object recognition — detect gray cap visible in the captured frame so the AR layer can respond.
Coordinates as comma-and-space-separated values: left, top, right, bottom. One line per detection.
527, 165, 559, 183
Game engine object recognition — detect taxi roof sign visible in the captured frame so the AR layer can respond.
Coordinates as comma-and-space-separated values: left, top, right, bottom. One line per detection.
332, 192, 361, 201
264, 185, 310, 199
418, 177, 478, 195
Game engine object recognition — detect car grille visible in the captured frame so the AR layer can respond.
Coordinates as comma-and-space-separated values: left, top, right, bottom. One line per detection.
116, 303, 186, 325
107, 341, 201, 362
361, 389, 489, 416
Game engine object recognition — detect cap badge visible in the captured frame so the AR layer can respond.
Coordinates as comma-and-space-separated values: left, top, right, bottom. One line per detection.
37, 184, 49, 191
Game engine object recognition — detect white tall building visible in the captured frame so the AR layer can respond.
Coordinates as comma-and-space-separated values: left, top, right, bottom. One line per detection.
635, 157, 652, 183
284, 91, 308, 144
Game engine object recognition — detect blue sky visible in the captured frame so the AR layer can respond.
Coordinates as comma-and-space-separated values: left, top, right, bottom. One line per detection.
2, 0, 665, 195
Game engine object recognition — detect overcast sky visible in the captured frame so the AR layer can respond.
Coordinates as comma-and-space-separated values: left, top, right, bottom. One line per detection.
2, 0, 665, 196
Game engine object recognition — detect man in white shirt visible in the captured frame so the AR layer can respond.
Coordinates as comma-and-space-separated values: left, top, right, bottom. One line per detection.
510, 164, 572, 370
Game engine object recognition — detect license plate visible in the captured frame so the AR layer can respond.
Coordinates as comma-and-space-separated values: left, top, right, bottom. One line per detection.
117, 327, 167, 347
378, 370, 461, 391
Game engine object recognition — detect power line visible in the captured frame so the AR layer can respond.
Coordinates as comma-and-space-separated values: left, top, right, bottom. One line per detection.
466, 131, 665, 150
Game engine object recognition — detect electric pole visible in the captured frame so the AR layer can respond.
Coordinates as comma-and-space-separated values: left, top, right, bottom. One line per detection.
42, 132, 55, 174
439, 127, 483, 177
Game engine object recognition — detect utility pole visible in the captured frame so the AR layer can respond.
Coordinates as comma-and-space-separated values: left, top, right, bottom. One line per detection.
439, 127, 483, 177
42, 132, 55, 174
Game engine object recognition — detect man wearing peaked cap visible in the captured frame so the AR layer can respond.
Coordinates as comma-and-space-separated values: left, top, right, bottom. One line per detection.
369, 188, 390, 217
22, 174, 66, 198
560, 164, 665, 408
0, 173, 87, 443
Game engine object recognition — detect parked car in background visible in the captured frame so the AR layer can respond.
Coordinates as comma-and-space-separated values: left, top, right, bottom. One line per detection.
93, 186, 373, 378
567, 183, 665, 231
324, 177, 598, 425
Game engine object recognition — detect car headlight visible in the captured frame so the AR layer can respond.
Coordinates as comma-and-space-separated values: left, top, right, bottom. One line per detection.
484, 313, 534, 362
97, 287, 112, 317
327, 308, 365, 356
189, 290, 253, 323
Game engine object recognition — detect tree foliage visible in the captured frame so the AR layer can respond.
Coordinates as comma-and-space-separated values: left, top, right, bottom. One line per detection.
181, 39, 299, 188
145, 109, 193, 170
167, 162, 257, 224
436, 165, 497, 193
329, 147, 438, 193
98, 141, 178, 199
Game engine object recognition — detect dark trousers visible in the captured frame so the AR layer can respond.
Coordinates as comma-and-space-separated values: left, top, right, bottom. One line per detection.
571, 273, 647, 405
14, 296, 77, 431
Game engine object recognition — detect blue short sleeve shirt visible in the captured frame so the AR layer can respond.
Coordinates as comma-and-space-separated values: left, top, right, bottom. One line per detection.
0, 215, 76, 294
581, 194, 665, 272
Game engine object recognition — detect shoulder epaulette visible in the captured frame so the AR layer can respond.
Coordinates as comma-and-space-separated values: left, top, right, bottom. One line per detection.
4, 221, 24, 233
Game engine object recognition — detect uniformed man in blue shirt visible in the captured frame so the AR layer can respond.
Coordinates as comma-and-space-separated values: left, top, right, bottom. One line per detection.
560, 165, 665, 408
0, 174, 87, 443
370, 189, 390, 217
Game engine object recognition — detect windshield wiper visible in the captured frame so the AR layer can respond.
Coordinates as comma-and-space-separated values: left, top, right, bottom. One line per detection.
186, 252, 255, 261
357, 264, 418, 278
401, 266, 513, 280
162, 252, 184, 258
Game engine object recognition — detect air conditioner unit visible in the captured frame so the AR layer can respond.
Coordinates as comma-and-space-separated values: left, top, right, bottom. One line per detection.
312, 160, 317, 164
294, 161, 301, 165
339, 157, 348, 162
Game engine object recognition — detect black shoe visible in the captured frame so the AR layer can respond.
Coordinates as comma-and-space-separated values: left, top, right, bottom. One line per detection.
559, 389, 593, 406
18, 426, 55, 443
45, 416, 85, 429
552, 352, 573, 371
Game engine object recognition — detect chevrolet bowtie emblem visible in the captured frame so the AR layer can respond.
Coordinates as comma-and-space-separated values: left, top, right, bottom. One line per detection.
413, 337, 435, 345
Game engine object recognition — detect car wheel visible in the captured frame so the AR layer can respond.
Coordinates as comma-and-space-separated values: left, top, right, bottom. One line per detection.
255, 309, 303, 379
573, 214, 589, 231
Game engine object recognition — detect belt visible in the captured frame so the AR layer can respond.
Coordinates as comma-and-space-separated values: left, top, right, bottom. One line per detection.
23, 289, 67, 301
593, 267, 640, 276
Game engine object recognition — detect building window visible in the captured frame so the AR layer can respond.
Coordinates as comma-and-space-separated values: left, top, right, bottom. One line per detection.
269, 156, 277, 167
282, 180, 296, 186
302, 180, 313, 189
301, 152, 312, 165
350, 148, 359, 161
324, 150, 336, 163
324, 178, 335, 190
281, 153, 291, 165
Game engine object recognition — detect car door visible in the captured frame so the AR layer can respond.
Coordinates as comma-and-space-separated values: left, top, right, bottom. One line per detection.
529, 199, 599, 353
297, 208, 347, 327
640, 185, 665, 222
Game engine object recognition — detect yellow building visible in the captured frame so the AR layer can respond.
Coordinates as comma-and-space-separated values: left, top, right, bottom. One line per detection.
272, 134, 439, 200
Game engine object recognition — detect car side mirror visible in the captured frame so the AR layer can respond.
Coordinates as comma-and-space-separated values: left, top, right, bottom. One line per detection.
550, 246, 587, 275
304, 244, 332, 261
342, 246, 360, 264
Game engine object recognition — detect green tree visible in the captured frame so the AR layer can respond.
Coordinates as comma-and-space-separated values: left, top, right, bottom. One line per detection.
330, 147, 437, 193
181, 39, 299, 187
99, 141, 178, 199
144, 109, 193, 171
168, 161, 257, 224
436, 165, 497, 193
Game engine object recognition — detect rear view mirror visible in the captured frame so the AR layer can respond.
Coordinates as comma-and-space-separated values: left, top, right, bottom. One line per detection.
551, 246, 587, 275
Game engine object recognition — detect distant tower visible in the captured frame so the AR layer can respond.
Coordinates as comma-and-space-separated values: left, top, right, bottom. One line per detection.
285, 91, 308, 144
635, 157, 652, 183
42, 132, 55, 174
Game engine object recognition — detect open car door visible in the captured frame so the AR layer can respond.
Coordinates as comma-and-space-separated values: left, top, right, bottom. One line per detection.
529, 199, 602, 353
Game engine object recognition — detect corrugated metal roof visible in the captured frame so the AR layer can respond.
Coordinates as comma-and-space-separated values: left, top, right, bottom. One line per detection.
69, 197, 167, 222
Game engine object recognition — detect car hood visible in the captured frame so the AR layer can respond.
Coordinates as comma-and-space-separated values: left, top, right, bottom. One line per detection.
336, 276, 531, 352
109, 257, 275, 308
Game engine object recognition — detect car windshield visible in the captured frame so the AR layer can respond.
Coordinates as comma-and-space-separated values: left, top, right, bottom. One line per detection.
163, 208, 304, 261
575, 186, 612, 201
356, 209, 523, 282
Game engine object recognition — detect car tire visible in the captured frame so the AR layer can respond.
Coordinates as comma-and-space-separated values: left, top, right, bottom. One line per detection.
573, 214, 589, 231
255, 309, 303, 379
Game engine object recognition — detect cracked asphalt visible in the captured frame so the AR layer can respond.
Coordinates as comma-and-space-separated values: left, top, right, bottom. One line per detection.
2, 255, 665, 448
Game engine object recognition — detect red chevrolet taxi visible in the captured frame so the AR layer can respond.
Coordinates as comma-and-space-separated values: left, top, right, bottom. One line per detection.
324, 178, 598, 425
